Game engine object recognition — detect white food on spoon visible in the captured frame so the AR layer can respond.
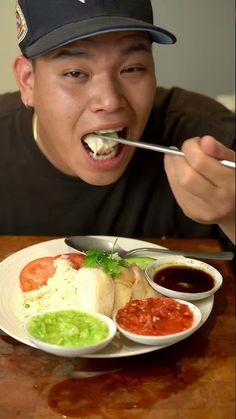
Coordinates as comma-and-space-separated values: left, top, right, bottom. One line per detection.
83, 130, 120, 160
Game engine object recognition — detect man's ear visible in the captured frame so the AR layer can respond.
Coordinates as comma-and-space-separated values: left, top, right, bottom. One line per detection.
13, 55, 35, 107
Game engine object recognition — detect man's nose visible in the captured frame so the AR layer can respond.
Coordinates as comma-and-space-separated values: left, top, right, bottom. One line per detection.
89, 75, 126, 113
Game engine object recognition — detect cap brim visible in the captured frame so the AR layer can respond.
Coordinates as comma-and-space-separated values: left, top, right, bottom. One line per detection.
25, 16, 176, 58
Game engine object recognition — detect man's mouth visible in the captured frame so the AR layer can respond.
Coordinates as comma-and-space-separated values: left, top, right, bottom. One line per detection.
82, 128, 127, 161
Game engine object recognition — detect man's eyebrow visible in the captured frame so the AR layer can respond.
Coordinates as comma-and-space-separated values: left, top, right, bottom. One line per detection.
48, 49, 91, 60
121, 42, 152, 55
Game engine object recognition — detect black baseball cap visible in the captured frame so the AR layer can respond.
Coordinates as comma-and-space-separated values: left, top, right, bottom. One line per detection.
16, 0, 176, 58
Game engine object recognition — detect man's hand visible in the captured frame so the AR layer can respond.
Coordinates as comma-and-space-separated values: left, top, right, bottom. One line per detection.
164, 135, 235, 243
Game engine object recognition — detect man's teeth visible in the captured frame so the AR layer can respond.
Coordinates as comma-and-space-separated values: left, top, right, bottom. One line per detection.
89, 148, 118, 161
95, 129, 122, 134
83, 130, 122, 159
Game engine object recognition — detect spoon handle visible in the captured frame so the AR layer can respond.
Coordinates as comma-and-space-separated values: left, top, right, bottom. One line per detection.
125, 247, 234, 260
99, 135, 236, 169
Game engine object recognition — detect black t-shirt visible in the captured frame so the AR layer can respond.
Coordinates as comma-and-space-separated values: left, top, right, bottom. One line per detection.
0, 87, 235, 240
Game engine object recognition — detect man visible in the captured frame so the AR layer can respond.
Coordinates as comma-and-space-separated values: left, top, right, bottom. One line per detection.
0, 0, 235, 244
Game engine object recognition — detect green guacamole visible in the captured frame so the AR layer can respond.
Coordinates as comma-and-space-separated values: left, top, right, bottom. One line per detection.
27, 310, 109, 347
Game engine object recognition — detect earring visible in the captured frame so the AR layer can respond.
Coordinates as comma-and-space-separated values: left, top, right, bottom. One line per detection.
24, 100, 29, 109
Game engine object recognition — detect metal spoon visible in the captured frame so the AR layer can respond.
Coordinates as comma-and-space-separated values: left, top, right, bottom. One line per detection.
98, 135, 236, 169
65, 236, 234, 260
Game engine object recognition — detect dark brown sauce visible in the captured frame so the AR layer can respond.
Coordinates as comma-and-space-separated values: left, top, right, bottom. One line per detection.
153, 265, 215, 293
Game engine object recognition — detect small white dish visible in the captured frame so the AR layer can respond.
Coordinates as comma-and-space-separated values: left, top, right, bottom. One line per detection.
25, 310, 117, 357
115, 298, 202, 346
145, 257, 223, 301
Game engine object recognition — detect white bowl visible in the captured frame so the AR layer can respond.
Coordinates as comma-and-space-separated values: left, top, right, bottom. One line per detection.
115, 298, 202, 346
25, 310, 116, 357
145, 257, 223, 301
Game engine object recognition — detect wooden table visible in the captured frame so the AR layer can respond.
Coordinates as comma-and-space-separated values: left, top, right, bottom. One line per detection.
0, 236, 235, 419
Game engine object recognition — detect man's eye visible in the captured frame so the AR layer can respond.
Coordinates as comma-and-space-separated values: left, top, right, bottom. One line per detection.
64, 70, 87, 78
121, 66, 144, 74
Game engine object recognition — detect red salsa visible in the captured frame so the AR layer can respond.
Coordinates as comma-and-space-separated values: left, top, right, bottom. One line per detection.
116, 298, 194, 336
153, 265, 215, 293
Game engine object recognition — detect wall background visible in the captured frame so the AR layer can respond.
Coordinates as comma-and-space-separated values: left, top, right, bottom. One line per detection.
0, 0, 235, 107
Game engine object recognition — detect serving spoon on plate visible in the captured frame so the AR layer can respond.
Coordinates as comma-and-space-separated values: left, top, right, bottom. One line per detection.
65, 236, 234, 261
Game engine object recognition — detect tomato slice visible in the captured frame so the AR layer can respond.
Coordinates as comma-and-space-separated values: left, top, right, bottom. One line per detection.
19, 256, 57, 292
20, 253, 85, 292
55, 253, 85, 270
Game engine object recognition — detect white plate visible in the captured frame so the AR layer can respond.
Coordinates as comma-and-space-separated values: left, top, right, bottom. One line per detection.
0, 236, 214, 358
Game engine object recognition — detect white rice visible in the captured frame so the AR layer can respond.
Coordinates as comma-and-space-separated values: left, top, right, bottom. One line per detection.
21, 258, 79, 320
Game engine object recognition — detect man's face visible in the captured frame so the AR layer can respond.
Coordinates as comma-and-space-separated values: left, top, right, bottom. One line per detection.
30, 31, 156, 185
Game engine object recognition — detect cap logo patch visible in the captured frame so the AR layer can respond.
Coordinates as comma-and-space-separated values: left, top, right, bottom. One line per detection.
16, 1, 28, 44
